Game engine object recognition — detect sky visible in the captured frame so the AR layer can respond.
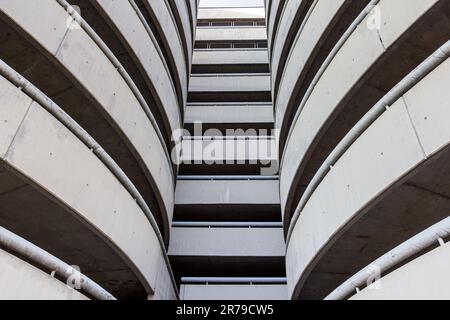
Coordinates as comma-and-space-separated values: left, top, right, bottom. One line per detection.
199, 0, 265, 8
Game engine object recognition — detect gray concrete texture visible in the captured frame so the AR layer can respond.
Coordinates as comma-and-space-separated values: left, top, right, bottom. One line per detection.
287, 52, 450, 299
1, 0, 447, 301
280, 0, 450, 230
351, 242, 450, 300
0, 74, 176, 299
181, 284, 287, 300
0, 249, 88, 300
266, 0, 450, 300
0, 0, 178, 241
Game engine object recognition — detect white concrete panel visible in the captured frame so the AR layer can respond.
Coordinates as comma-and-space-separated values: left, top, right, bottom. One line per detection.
274, 0, 345, 112
267, 0, 281, 50
286, 101, 425, 297
1, 1, 176, 231
351, 242, 450, 300
181, 284, 288, 300
150, 254, 177, 300
3, 103, 176, 299
173, 0, 194, 65
378, 0, 438, 48
180, 137, 276, 162
196, 27, 267, 41
200, 0, 265, 8
190, 74, 270, 92
198, 7, 266, 20
141, 0, 188, 102
0, 0, 69, 54
280, 0, 438, 224
95, 0, 184, 128
169, 227, 285, 257
0, 249, 88, 300
404, 58, 450, 157
0, 75, 32, 158
280, 17, 384, 218
56, 27, 175, 223
185, 104, 273, 124
176, 179, 280, 205
190, 0, 198, 22
270, 0, 313, 89
193, 49, 269, 65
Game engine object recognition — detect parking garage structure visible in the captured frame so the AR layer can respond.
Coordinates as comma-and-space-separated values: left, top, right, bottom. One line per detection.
0, 0, 197, 300
267, 0, 450, 299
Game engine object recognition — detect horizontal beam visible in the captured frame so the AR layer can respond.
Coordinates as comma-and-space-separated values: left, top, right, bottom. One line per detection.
181, 277, 287, 284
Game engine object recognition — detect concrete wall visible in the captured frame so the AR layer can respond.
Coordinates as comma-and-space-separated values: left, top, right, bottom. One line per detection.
350, 243, 450, 300
180, 137, 276, 162
181, 284, 287, 300
0, 0, 176, 241
169, 227, 285, 257
273, 0, 348, 119
173, 0, 286, 298
170, 0, 195, 69
190, 0, 199, 26
140, 0, 189, 106
0, 249, 88, 300
266, 0, 283, 52
190, 74, 270, 92
267, 0, 450, 299
286, 50, 450, 298
92, 0, 184, 139
280, 0, 440, 226
176, 179, 280, 206
0, 0, 197, 300
185, 103, 273, 124
193, 49, 268, 66
196, 27, 267, 41
269, 0, 313, 97
174, 178, 280, 221
198, 7, 266, 20
0, 73, 177, 299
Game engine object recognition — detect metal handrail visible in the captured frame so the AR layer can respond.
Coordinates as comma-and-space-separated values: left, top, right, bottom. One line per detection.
0, 59, 179, 299
177, 175, 279, 180
326, 216, 450, 300
191, 72, 271, 77
181, 277, 287, 284
286, 39, 450, 244
172, 222, 283, 228
0, 226, 115, 300
58, 0, 178, 173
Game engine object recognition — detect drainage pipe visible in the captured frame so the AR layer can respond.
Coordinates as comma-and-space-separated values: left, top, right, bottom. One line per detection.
326, 216, 450, 300
286, 39, 450, 244
57, 0, 177, 176
0, 226, 115, 300
0, 59, 180, 299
